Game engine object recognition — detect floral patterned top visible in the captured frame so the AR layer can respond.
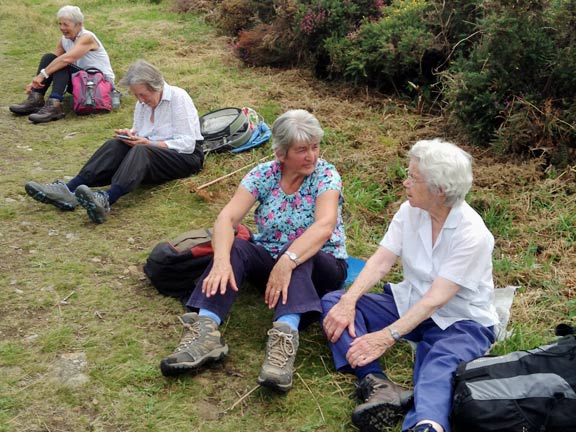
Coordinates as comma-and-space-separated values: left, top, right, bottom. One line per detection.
241, 158, 348, 259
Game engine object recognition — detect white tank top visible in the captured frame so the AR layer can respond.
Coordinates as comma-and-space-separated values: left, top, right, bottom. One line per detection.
61, 29, 115, 84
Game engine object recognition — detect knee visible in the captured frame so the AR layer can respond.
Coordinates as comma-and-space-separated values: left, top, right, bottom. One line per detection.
321, 289, 345, 312
40, 53, 57, 64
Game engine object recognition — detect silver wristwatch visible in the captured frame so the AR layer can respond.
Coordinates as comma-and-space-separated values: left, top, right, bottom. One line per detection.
284, 251, 301, 266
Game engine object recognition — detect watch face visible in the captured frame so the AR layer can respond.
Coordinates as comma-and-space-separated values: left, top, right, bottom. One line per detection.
286, 251, 296, 259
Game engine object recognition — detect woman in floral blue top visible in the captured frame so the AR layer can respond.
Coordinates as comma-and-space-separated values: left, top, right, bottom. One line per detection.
160, 110, 348, 393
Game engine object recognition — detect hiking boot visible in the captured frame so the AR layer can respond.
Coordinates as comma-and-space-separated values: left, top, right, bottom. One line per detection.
9, 92, 45, 115
24, 180, 78, 211
257, 322, 299, 393
408, 423, 440, 432
28, 98, 65, 123
160, 312, 229, 377
351, 373, 414, 432
74, 185, 110, 224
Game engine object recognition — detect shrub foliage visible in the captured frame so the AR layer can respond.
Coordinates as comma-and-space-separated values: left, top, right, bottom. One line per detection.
179, 0, 576, 164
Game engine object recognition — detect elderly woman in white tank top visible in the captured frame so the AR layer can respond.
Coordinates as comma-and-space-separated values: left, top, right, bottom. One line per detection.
9, 5, 115, 124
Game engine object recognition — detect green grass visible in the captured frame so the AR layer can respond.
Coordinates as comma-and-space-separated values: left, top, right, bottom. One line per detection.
1, 1, 575, 431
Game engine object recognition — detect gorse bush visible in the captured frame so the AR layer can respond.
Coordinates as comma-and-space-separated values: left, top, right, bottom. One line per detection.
322, 0, 436, 90
441, 0, 576, 162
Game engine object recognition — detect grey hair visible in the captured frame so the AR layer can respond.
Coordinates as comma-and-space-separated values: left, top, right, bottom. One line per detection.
271, 109, 324, 156
57, 5, 84, 25
408, 138, 473, 207
118, 60, 164, 92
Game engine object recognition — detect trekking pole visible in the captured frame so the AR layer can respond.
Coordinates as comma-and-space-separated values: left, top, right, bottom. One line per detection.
191, 154, 274, 192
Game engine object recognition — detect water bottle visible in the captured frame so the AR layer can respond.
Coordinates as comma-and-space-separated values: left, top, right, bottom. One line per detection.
85, 80, 95, 107
111, 89, 121, 110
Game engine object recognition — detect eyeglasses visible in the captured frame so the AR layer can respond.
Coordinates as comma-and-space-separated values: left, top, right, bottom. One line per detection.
404, 171, 426, 185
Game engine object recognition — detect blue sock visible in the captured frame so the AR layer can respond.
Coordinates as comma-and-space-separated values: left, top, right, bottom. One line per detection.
48, 92, 63, 101
66, 175, 86, 193
277, 313, 301, 331
199, 309, 221, 326
106, 184, 125, 204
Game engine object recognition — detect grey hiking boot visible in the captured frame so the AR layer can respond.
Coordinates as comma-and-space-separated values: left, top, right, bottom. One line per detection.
160, 312, 229, 377
28, 98, 65, 123
74, 185, 110, 224
352, 373, 414, 432
257, 322, 299, 393
25, 180, 78, 211
9, 92, 45, 115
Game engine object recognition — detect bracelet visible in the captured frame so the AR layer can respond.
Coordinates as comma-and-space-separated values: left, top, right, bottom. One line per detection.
40, 68, 49, 79
150, 140, 158, 147
388, 326, 401, 341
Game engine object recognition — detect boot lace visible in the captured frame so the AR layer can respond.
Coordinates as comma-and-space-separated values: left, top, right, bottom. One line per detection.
176, 316, 202, 351
35, 98, 56, 114
265, 328, 295, 367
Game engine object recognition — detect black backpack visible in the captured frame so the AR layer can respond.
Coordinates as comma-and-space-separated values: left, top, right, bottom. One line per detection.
452, 329, 576, 432
143, 225, 252, 303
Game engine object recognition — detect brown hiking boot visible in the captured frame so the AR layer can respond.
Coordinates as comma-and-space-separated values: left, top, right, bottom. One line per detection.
160, 312, 229, 377
352, 373, 414, 432
257, 322, 299, 393
28, 98, 65, 123
9, 92, 45, 115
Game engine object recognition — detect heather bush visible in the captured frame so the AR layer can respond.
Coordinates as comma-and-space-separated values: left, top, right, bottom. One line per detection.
233, 0, 301, 66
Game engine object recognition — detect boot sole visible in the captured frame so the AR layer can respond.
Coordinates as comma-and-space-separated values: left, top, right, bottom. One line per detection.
75, 186, 108, 224
9, 107, 43, 115
159, 345, 229, 377
257, 376, 292, 393
351, 401, 410, 432
29, 113, 65, 124
25, 183, 76, 211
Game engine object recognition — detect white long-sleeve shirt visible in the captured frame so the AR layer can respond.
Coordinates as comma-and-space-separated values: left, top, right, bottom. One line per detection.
131, 82, 203, 154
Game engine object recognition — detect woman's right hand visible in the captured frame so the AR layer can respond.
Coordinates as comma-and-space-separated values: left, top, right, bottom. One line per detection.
30, 75, 46, 90
323, 296, 357, 343
201, 257, 238, 298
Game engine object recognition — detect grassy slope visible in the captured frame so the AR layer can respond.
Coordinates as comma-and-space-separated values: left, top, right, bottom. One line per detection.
1, 1, 574, 431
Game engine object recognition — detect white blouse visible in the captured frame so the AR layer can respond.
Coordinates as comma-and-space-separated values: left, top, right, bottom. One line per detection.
380, 200, 499, 330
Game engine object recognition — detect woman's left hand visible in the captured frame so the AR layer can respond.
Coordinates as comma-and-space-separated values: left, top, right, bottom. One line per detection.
346, 330, 391, 368
264, 257, 293, 309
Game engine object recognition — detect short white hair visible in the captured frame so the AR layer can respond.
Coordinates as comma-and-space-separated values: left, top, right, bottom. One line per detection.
57, 5, 84, 25
408, 138, 473, 206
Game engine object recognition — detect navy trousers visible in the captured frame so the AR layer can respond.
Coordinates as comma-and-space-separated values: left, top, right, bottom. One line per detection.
321, 287, 494, 432
187, 238, 347, 329
77, 139, 204, 194
34, 53, 81, 97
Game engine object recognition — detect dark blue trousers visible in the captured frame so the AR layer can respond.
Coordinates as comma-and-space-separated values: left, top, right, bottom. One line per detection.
321, 287, 494, 432
187, 238, 347, 329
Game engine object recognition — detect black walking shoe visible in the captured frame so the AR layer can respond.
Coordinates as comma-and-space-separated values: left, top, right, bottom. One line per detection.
351, 373, 414, 432
75, 185, 110, 224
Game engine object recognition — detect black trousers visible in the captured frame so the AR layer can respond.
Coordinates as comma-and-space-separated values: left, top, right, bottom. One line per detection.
35, 53, 82, 97
77, 139, 204, 193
